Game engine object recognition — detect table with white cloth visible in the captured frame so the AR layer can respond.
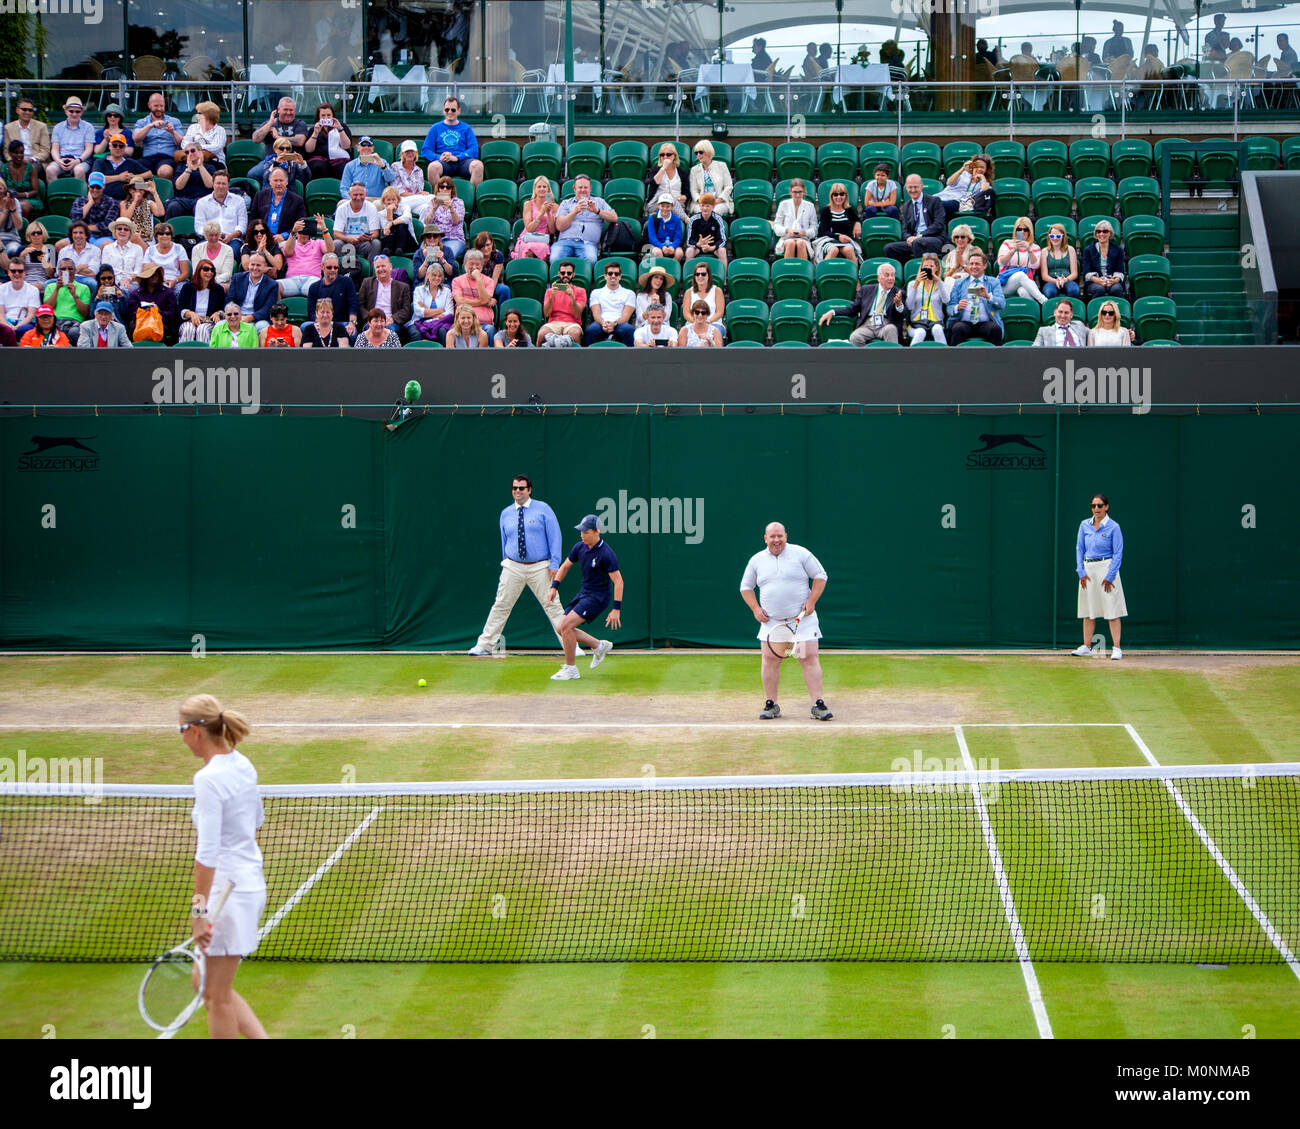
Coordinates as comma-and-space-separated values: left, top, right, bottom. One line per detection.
247, 63, 304, 109
813, 64, 892, 111
368, 63, 431, 110
695, 63, 761, 110
544, 63, 604, 110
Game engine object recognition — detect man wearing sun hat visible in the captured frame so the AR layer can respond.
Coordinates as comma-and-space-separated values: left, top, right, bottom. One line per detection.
47, 97, 95, 183
92, 132, 148, 202
340, 136, 395, 202
76, 300, 133, 348
68, 172, 121, 246
19, 304, 72, 347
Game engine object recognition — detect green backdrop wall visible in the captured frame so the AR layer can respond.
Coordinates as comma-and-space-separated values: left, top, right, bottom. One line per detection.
2, 415, 1296, 649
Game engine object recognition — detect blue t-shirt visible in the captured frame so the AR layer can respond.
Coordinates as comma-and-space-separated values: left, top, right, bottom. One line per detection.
567, 539, 620, 602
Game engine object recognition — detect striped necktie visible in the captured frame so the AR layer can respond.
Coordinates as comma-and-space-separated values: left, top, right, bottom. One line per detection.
517, 506, 527, 559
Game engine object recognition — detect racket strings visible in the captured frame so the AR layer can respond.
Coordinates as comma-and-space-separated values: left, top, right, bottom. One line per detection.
141, 951, 199, 1028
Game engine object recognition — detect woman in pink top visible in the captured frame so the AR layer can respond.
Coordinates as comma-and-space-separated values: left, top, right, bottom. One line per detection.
450, 248, 497, 334
996, 215, 1047, 303
277, 213, 334, 298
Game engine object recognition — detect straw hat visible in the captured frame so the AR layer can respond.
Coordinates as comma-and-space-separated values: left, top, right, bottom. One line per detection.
638, 264, 675, 290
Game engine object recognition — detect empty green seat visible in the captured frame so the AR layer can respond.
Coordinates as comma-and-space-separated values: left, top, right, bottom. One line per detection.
1283, 137, 1300, 170
774, 142, 815, 182
769, 298, 815, 344
45, 179, 87, 217
900, 141, 941, 181
1127, 255, 1171, 299
603, 177, 645, 220
224, 140, 263, 180
1197, 139, 1239, 188
1110, 139, 1152, 180
1001, 296, 1041, 343
724, 298, 769, 343
1031, 177, 1072, 218
475, 179, 518, 222
814, 258, 859, 302
607, 140, 649, 180
1068, 139, 1110, 179
728, 217, 774, 260
1117, 176, 1160, 218
984, 140, 1025, 179
732, 179, 775, 220
565, 140, 607, 180
816, 141, 858, 182
521, 140, 563, 181
770, 259, 814, 301
725, 258, 770, 300
733, 141, 774, 182
1153, 138, 1193, 187
1134, 296, 1177, 340
860, 217, 901, 258
1242, 137, 1280, 171
992, 177, 1030, 220
468, 216, 511, 248
479, 139, 521, 181
1121, 214, 1165, 256
305, 178, 343, 211
1073, 177, 1117, 221
504, 257, 549, 303
1026, 139, 1068, 179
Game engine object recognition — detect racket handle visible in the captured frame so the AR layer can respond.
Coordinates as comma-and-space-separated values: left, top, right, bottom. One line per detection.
207, 880, 236, 922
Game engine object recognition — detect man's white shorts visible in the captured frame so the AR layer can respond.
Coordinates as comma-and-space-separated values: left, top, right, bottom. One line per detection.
206, 887, 267, 958
1077, 559, 1128, 619
756, 611, 822, 643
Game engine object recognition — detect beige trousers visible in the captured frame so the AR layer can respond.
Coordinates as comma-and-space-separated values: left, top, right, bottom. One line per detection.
476, 559, 566, 649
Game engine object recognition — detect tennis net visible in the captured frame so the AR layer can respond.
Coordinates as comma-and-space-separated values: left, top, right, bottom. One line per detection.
1, 764, 1296, 963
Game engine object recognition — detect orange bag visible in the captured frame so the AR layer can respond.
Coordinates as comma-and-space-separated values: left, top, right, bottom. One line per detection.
132, 303, 164, 342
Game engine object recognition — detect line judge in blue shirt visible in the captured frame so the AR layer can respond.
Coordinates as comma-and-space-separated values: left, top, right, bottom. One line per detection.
468, 474, 569, 656
1073, 492, 1127, 659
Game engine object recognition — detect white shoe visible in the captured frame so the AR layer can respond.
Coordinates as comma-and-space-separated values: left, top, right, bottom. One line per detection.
467, 645, 493, 656
1110, 647, 1123, 660
590, 640, 613, 669
1071, 645, 1093, 657
550, 665, 580, 681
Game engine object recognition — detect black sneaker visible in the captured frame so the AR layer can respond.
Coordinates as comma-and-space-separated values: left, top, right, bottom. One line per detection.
810, 699, 834, 721
759, 700, 781, 719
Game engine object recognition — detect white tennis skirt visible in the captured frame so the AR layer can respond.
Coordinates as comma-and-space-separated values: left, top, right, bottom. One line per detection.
756, 611, 822, 642
207, 887, 267, 958
1077, 559, 1128, 619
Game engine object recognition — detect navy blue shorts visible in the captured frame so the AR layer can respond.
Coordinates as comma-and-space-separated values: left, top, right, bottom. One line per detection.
564, 594, 609, 623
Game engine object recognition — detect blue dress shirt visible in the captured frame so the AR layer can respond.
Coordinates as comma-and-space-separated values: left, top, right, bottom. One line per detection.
946, 274, 1006, 328
1076, 516, 1124, 582
499, 498, 562, 568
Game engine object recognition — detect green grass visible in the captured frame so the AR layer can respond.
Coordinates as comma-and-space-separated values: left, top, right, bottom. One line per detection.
1, 653, 1297, 1038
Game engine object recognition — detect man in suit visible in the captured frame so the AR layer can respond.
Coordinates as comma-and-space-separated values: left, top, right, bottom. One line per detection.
357, 253, 412, 341
250, 167, 307, 240
883, 175, 945, 262
817, 261, 906, 345
5, 98, 51, 167
225, 251, 279, 332
945, 248, 1005, 345
1033, 298, 1088, 347
76, 301, 134, 347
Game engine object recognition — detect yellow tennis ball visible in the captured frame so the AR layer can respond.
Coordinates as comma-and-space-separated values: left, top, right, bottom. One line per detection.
417, 678, 427, 688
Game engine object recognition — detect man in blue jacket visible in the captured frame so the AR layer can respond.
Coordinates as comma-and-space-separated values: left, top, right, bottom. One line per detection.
945, 248, 1005, 345
225, 252, 279, 332
305, 253, 360, 338
420, 96, 484, 186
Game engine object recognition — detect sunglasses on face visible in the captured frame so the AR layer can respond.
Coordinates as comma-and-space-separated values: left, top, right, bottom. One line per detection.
832, 191, 847, 197
558, 272, 574, 279
1091, 503, 1106, 508
1102, 311, 1116, 317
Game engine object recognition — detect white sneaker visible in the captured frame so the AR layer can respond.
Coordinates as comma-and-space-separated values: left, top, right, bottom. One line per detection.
590, 640, 613, 669
467, 645, 493, 656
1071, 645, 1093, 657
1110, 647, 1123, 660
550, 665, 580, 681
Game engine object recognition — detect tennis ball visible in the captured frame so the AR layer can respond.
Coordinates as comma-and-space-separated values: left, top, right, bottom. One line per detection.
404, 380, 422, 403
417, 678, 427, 688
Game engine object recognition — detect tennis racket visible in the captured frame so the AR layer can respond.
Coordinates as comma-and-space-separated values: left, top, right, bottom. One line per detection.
764, 616, 802, 659
138, 880, 234, 1039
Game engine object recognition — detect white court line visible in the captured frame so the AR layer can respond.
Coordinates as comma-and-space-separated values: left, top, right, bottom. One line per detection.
1123, 724, 1300, 983
255, 805, 383, 944
0, 721, 1132, 731
955, 725, 1054, 1039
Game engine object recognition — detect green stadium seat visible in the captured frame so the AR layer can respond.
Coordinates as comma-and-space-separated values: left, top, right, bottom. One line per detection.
991, 216, 1018, 246
1110, 139, 1152, 180
588, 339, 627, 347
900, 141, 941, 181
479, 139, 521, 181
1030, 177, 1072, 219
1134, 296, 1177, 340
817, 181, 860, 209
710, 141, 733, 167
404, 339, 443, 347
565, 140, 607, 180
814, 259, 858, 303
171, 216, 197, 242
860, 217, 901, 258
770, 259, 814, 301
224, 140, 263, 180
521, 140, 563, 182
1026, 139, 1068, 179
152, 178, 173, 203
230, 177, 260, 201
475, 179, 518, 222
1033, 215, 1077, 244
732, 179, 775, 220
132, 339, 167, 346
517, 179, 559, 214
859, 141, 900, 179
1073, 177, 1117, 222
38, 215, 70, 240
468, 216, 511, 249
1041, 296, 1085, 324
648, 256, 682, 288
504, 257, 548, 303
282, 296, 309, 323
1002, 339, 1033, 347
1242, 137, 1280, 171
984, 140, 1025, 179
1196, 139, 1239, 189
867, 338, 901, 346
724, 298, 769, 343
1283, 137, 1300, 171
451, 179, 475, 215
728, 217, 774, 260
992, 177, 1030, 220
603, 177, 645, 220
769, 298, 815, 344
499, 296, 543, 337
817, 142, 858, 182
956, 338, 996, 346
561, 178, 602, 201
733, 141, 775, 182
655, 140, 690, 167
305, 178, 343, 212
920, 178, 944, 198
948, 214, 990, 248
1086, 296, 1132, 326
819, 339, 856, 347
1068, 139, 1110, 179
1121, 214, 1165, 257
726, 340, 765, 347
44, 179, 87, 217
942, 141, 982, 176
1153, 138, 1193, 187
910, 340, 947, 347
1127, 254, 1172, 299
548, 258, 593, 289
725, 257, 770, 300
595, 255, 638, 284
902, 257, 923, 283
860, 257, 902, 284
1001, 296, 1041, 343
1142, 339, 1181, 346
688, 254, 726, 284
774, 142, 815, 182
607, 140, 649, 180
387, 256, 414, 281
1118, 176, 1160, 218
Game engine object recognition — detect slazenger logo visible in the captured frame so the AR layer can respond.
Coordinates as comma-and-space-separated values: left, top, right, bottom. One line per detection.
595, 490, 704, 544
966, 433, 1048, 470
151, 361, 261, 414
17, 435, 100, 472
1042, 360, 1151, 415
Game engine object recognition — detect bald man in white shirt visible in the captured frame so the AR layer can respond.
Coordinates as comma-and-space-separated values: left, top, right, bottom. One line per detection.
739, 522, 833, 721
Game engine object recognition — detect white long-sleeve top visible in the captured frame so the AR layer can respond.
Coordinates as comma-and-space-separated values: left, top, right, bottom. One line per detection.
772, 198, 818, 240
192, 751, 265, 892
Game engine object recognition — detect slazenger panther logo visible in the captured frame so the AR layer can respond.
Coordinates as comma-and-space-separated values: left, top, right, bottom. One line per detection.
17, 436, 101, 473
966, 433, 1048, 471
972, 433, 1046, 453
23, 436, 97, 454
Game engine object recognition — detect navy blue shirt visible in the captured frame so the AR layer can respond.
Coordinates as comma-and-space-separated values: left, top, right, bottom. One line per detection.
568, 539, 620, 602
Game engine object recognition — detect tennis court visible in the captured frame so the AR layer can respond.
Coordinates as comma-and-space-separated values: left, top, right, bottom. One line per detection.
1, 651, 1297, 1039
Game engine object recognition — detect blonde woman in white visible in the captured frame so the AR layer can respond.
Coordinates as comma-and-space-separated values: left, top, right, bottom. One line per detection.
773, 178, 818, 259
688, 140, 733, 216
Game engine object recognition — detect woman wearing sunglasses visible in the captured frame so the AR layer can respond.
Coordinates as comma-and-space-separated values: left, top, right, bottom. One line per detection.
1038, 222, 1080, 299
995, 215, 1047, 303
1086, 300, 1135, 346
813, 183, 862, 265
1073, 494, 1127, 660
